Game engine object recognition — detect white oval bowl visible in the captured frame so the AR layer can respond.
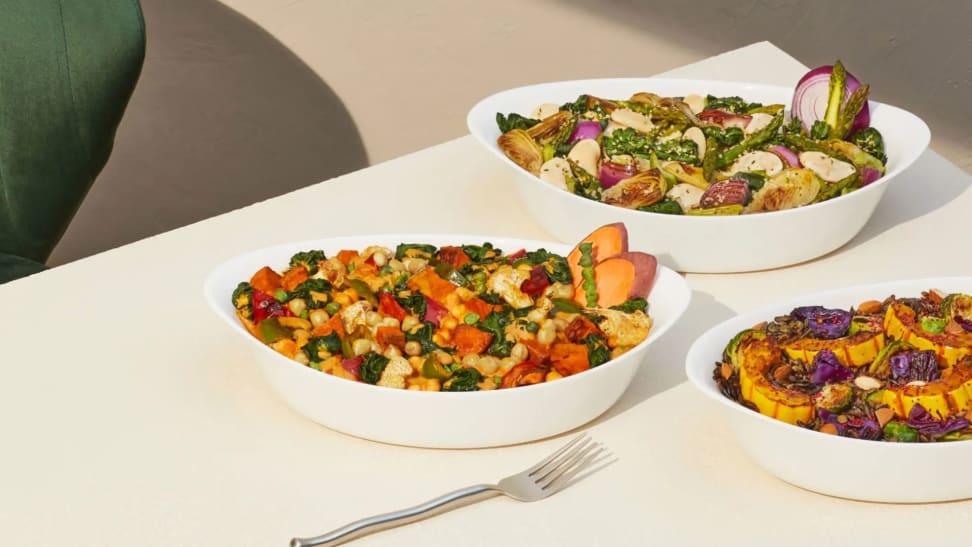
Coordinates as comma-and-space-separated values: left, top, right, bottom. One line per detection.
685, 277, 972, 502
467, 78, 930, 273
205, 234, 691, 448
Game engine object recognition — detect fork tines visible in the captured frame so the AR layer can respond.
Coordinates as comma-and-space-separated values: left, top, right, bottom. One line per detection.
530, 433, 609, 493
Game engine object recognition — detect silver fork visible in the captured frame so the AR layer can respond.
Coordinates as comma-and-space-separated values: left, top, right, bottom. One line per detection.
290, 433, 610, 547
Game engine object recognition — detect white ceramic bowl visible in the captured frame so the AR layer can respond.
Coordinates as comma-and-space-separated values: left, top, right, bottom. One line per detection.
685, 277, 972, 502
467, 78, 930, 273
205, 234, 690, 448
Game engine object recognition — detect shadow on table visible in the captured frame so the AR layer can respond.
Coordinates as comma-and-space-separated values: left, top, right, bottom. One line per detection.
49, 0, 369, 265
839, 151, 971, 253
589, 289, 736, 426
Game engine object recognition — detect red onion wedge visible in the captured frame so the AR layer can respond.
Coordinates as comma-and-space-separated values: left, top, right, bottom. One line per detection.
598, 161, 637, 189
861, 166, 882, 186
570, 120, 601, 144
792, 64, 869, 136
767, 144, 801, 168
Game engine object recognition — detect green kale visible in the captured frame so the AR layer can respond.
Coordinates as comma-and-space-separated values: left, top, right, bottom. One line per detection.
849, 127, 887, 164
302, 333, 342, 361
711, 112, 784, 171
731, 171, 766, 192
701, 126, 745, 147
524, 249, 572, 284
395, 243, 437, 260
810, 120, 830, 140
289, 278, 333, 306
704, 95, 762, 114
637, 199, 683, 215
479, 291, 504, 305
477, 311, 513, 357
359, 352, 389, 384
289, 250, 327, 274
582, 334, 611, 367
232, 282, 253, 319
609, 298, 648, 313
654, 139, 701, 165
406, 321, 441, 354
496, 112, 539, 133
396, 293, 427, 318
461, 242, 502, 264
442, 367, 483, 391
561, 94, 590, 114
602, 127, 651, 158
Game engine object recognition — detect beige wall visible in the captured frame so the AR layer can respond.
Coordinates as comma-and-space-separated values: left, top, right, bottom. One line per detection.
49, 0, 972, 264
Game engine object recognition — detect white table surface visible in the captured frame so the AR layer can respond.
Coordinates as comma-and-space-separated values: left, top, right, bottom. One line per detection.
3, 41, 971, 546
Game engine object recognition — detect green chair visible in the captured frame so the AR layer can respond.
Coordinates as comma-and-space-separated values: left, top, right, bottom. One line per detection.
0, 0, 145, 283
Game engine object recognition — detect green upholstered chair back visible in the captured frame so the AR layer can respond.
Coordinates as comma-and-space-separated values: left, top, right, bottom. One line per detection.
0, 0, 145, 283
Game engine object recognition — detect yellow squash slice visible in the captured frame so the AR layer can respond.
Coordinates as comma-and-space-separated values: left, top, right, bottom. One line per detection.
884, 304, 972, 367
737, 335, 813, 425
783, 330, 886, 367
881, 362, 972, 419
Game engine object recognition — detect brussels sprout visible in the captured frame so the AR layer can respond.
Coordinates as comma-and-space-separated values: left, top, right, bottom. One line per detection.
497, 129, 543, 175
814, 383, 854, 413
722, 329, 766, 370
942, 293, 972, 325
882, 422, 918, 442
919, 316, 947, 334
828, 140, 886, 174
660, 161, 710, 190
525, 111, 576, 147
849, 127, 887, 164
602, 170, 667, 209
849, 314, 884, 335
747, 168, 820, 212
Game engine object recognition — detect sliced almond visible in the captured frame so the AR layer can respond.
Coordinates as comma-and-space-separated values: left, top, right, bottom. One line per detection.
819, 423, 839, 435
856, 300, 882, 314
875, 407, 895, 428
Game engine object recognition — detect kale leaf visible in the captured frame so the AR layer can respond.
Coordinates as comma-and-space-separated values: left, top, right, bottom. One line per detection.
496, 112, 540, 133
289, 250, 327, 274
602, 127, 651, 158
609, 298, 648, 313
302, 333, 342, 361
582, 334, 612, 367
442, 367, 483, 391
359, 352, 389, 384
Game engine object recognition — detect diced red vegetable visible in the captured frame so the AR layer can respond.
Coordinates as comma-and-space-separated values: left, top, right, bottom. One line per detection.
378, 292, 407, 322
520, 265, 550, 297
252, 289, 292, 324
506, 249, 527, 263
341, 357, 363, 380
423, 297, 449, 327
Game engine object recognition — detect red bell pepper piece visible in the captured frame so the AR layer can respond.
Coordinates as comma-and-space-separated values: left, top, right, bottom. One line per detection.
378, 292, 408, 322
423, 296, 449, 328
252, 289, 292, 324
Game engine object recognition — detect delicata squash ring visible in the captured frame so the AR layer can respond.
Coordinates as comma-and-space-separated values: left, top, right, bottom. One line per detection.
231, 225, 658, 392
715, 289, 972, 442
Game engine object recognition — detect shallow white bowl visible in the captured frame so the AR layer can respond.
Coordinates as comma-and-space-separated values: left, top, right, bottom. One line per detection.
205, 234, 690, 448
467, 78, 930, 273
685, 277, 972, 502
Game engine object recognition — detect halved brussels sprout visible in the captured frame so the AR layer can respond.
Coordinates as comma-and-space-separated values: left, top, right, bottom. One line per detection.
526, 111, 577, 147
942, 293, 972, 324
497, 129, 544, 175
814, 383, 854, 413
602, 169, 667, 209
747, 168, 821, 212
660, 161, 710, 190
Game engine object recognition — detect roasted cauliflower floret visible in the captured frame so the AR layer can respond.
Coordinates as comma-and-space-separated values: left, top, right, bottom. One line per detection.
595, 308, 652, 349
487, 265, 533, 309
340, 300, 373, 333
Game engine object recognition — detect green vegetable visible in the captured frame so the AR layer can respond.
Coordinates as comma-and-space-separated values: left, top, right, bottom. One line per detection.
815, 171, 861, 202
685, 204, 744, 216
542, 143, 556, 162
258, 317, 290, 344
525, 320, 540, 334
406, 321, 442, 354
824, 61, 847, 131
463, 312, 480, 325
395, 292, 427, 317
289, 278, 333, 307
566, 160, 603, 201
461, 242, 501, 264
578, 242, 598, 308
561, 94, 590, 114
637, 199, 682, 215
810, 120, 830, 140
359, 352, 389, 384
496, 112, 539, 133
274, 288, 288, 302
942, 293, 972, 323
477, 311, 513, 357
712, 112, 784, 171
442, 368, 483, 391
433, 262, 469, 287
582, 334, 611, 367
849, 128, 887, 164
394, 243, 437, 260
232, 282, 253, 319
704, 95, 762, 114
701, 126, 745, 147
920, 316, 947, 334
782, 133, 831, 154
421, 355, 452, 380
653, 138, 700, 165
289, 250, 327, 274
325, 301, 341, 315
883, 422, 919, 442
551, 298, 584, 314
723, 329, 765, 370
524, 249, 572, 284
601, 127, 651, 158
814, 383, 853, 413
835, 83, 869, 139
731, 171, 766, 192
348, 279, 378, 306
609, 298, 647, 313
303, 333, 342, 361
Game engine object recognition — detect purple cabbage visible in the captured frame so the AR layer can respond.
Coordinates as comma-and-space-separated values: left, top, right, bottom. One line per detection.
890, 350, 941, 384
954, 315, 972, 332
791, 306, 851, 339
810, 349, 855, 385
907, 404, 970, 438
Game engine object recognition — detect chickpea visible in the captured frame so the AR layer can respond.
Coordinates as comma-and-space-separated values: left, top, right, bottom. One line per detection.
510, 343, 528, 364
309, 309, 330, 327
537, 320, 557, 345
365, 311, 382, 327
287, 298, 307, 317
404, 341, 422, 356
383, 345, 402, 359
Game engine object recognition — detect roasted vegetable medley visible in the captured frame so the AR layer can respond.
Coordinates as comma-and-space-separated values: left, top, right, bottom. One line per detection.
715, 290, 972, 442
231, 234, 654, 392
496, 61, 887, 215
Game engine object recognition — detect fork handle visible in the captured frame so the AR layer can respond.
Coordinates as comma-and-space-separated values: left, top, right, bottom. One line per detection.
290, 483, 499, 547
